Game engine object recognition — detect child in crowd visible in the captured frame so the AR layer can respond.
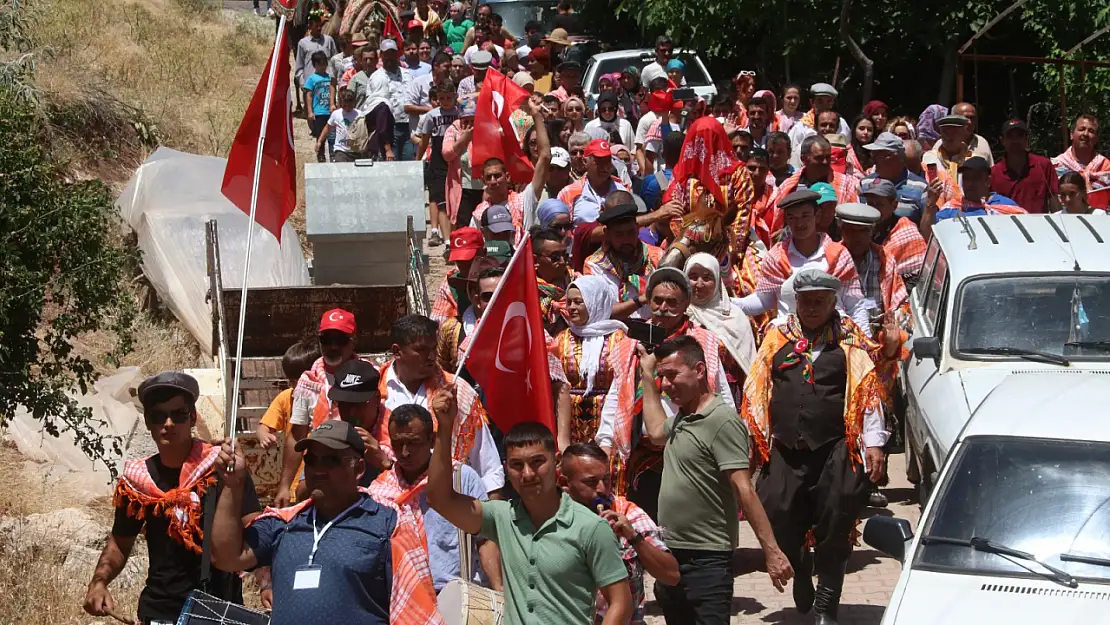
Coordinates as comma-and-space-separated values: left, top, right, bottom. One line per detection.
317, 88, 362, 162
303, 50, 333, 162
417, 79, 461, 246
254, 339, 320, 449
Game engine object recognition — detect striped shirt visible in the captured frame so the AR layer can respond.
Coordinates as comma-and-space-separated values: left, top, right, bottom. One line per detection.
768, 168, 860, 234
874, 217, 927, 282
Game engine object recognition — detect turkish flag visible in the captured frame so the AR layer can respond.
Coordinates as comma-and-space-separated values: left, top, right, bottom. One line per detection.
383, 14, 403, 44
473, 69, 534, 184
220, 26, 296, 242
463, 238, 555, 435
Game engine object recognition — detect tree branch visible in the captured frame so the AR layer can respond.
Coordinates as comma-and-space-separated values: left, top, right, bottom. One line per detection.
838, 0, 873, 103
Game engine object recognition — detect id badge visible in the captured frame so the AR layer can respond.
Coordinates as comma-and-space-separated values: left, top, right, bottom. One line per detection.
293, 564, 322, 590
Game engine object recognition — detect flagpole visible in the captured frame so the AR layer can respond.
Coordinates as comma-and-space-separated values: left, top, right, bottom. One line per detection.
227, 14, 288, 451
453, 238, 532, 380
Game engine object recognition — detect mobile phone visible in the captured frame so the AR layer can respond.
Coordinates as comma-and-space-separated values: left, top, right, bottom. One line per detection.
926, 162, 938, 183
624, 319, 668, 351
672, 87, 697, 101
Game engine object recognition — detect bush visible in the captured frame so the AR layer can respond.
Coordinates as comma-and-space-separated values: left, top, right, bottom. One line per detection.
0, 86, 138, 475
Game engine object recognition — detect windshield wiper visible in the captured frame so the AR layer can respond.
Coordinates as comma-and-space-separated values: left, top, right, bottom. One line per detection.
962, 346, 1070, 366
1061, 552, 1110, 568
921, 535, 1078, 588
1064, 341, 1110, 352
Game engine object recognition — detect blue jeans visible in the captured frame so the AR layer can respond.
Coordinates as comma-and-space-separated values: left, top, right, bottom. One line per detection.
392, 122, 413, 161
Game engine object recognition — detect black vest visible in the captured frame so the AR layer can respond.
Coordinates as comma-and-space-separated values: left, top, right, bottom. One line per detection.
769, 342, 848, 449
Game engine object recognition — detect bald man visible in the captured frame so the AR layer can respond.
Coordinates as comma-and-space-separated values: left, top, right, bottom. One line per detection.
951, 102, 993, 167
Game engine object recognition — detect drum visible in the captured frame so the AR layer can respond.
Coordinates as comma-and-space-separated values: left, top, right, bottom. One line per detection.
178, 590, 270, 625
436, 579, 505, 625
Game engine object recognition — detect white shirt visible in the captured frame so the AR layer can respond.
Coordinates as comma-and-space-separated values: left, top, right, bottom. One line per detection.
464, 44, 504, 66
787, 116, 852, 168
363, 66, 414, 121
381, 362, 505, 494
595, 360, 736, 451
327, 109, 361, 153
634, 111, 657, 148
734, 237, 872, 335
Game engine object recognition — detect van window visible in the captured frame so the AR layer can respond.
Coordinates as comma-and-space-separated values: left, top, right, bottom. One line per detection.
923, 251, 948, 332
586, 51, 711, 93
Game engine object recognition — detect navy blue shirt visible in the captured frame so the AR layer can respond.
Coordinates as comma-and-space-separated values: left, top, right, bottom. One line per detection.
862, 169, 928, 223
246, 494, 396, 625
640, 168, 673, 211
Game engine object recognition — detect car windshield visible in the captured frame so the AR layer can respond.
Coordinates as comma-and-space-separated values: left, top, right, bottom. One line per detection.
483, 1, 559, 42
954, 274, 1110, 361
917, 437, 1110, 582
586, 51, 712, 93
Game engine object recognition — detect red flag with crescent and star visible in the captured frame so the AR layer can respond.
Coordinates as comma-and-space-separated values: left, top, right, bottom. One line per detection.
383, 13, 403, 44
473, 68, 534, 184
462, 238, 555, 435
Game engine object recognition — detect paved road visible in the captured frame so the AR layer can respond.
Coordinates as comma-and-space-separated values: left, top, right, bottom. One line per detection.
644, 453, 921, 625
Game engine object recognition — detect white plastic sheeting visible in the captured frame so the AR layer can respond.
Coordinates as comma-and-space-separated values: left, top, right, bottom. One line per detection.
6, 367, 144, 501
117, 148, 310, 355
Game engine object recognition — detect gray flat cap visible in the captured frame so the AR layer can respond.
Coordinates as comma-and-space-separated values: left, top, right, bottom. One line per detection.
779, 189, 822, 211
470, 50, 493, 69
647, 267, 690, 298
810, 82, 838, 97
863, 132, 905, 153
936, 114, 970, 127
794, 268, 841, 293
138, 371, 200, 406
835, 202, 881, 227
861, 178, 897, 199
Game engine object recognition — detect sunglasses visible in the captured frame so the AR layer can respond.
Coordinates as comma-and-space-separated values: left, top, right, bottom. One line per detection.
598, 106, 617, 114
478, 291, 496, 302
145, 407, 192, 425
540, 251, 569, 262
319, 334, 351, 347
569, 149, 585, 156
552, 222, 573, 232
737, 70, 756, 77
303, 453, 347, 469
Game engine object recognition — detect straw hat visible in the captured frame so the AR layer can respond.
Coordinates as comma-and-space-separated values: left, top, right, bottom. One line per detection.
543, 28, 572, 46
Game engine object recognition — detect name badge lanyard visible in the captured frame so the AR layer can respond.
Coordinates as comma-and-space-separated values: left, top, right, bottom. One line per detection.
308, 498, 363, 566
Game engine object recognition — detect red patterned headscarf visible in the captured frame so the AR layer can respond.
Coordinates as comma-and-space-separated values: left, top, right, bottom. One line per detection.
668, 116, 740, 207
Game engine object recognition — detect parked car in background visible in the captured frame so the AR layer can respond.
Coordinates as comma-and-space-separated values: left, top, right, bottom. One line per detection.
902, 213, 1110, 504
478, 0, 559, 40
582, 48, 717, 103
863, 398, 1110, 625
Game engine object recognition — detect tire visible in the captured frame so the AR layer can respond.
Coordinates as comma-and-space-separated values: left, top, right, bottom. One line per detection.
904, 406, 921, 485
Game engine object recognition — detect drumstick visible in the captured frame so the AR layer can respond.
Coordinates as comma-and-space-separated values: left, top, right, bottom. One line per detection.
107, 609, 136, 625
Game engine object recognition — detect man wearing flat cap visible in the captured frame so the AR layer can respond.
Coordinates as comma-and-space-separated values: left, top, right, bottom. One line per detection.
927, 113, 975, 181
788, 83, 851, 167
860, 179, 927, 286
736, 189, 874, 336
742, 268, 897, 625
584, 190, 663, 319
85, 372, 262, 623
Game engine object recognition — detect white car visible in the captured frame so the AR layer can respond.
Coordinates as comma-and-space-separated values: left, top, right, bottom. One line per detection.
863, 396, 1110, 624
581, 49, 717, 104
903, 213, 1110, 502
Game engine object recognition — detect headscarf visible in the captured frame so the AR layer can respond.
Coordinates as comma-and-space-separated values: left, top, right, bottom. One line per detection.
610, 143, 629, 157
599, 72, 622, 88
621, 65, 640, 84
669, 116, 740, 207
666, 58, 685, 73
684, 254, 757, 374
916, 104, 948, 146
646, 89, 673, 114
537, 198, 570, 228
862, 100, 888, 119
753, 89, 779, 132
567, 276, 627, 393
597, 91, 620, 122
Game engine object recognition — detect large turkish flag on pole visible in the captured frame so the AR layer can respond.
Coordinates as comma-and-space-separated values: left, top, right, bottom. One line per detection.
473, 68, 534, 184
220, 19, 296, 242
460, 238, 555, 435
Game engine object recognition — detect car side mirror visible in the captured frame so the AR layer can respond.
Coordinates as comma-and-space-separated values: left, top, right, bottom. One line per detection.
864, 516, 915, 562
913, 336, 941, 363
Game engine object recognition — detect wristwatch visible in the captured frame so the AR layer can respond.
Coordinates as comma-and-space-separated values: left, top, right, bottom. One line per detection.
629, 531, 645, 546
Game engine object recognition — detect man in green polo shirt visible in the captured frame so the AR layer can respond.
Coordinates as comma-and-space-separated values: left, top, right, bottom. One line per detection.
638, 335, 794, 625
427, 387, 632, 625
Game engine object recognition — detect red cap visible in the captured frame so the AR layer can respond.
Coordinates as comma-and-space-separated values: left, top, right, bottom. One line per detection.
585, 139, 612, 159
319, 308, 357, 334
449, 227, 484, 261
407, 18, 422, 29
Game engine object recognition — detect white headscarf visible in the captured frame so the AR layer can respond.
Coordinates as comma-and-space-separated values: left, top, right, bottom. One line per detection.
567, 276, 627, 394
684, 253, 758, 374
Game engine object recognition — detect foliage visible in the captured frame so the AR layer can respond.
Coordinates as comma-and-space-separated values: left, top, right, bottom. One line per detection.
0, 85, 138, 476
0, 0, 45, 104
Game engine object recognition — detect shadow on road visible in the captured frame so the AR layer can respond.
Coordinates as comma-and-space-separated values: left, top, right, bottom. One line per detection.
761, 603, 885, 624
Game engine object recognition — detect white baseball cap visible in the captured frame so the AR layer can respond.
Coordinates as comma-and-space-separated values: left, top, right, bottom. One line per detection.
550, 147, 571, 168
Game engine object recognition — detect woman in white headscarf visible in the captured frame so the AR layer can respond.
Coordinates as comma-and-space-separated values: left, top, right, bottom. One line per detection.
551, 275, 627, 450
684, 253, 757, 404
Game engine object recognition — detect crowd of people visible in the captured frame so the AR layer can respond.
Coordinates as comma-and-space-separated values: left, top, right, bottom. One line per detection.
81, 1, 1110, 625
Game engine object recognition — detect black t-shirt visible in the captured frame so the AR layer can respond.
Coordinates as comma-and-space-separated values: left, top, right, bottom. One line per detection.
112, 456, 261, 622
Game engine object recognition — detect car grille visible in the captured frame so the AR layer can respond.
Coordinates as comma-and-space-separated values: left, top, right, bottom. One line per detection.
980, 583, 1110, 600
1008, 369, 1110, 375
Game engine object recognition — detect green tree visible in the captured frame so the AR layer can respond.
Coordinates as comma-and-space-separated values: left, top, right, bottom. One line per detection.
0, 86, 137, 475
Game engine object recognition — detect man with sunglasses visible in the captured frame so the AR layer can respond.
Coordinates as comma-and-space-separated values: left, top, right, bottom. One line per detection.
278, 308, 359, 507
211, 421, 401, 625
533, 227, 573, 336
85, 372, 262, 625
558, 139, 629, 226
